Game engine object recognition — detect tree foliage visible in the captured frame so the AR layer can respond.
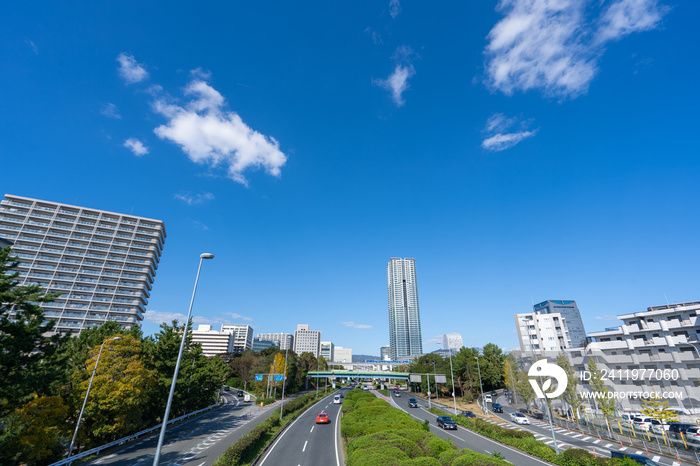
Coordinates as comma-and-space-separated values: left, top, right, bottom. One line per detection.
556, 353, 583, 420
641, 391, 679, 425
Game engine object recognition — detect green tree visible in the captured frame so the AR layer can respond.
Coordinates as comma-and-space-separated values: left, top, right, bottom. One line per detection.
641, 391, 679, 425
0, 395, 70, 466
480, 343, 506, 391
556, 353, 583, 420
515, 369, 535, 409
587, 358, 615, 435
503, 354, 521, 404
0, 246, 69, 416
229, 353, 256, 390
73, 334, 157, 446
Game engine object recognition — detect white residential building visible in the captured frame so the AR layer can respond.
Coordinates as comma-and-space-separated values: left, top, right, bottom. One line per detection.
334, 346, 352, 363
293, 324, 321, 356
256, 332, 293, 351
515, 311, 571, 352
534, 300, 587, 348
222, 324, 254, 353
443, 333, 463, 351
388, 258, 423, 359
0, 194, 165, 334
191, 324, 233, 357
320, 341, 335, 362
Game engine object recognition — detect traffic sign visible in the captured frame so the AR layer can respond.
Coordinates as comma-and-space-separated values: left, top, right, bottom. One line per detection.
255, 374, 264, 381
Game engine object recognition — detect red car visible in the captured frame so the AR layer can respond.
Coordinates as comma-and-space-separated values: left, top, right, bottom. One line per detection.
316, 413, 330, 424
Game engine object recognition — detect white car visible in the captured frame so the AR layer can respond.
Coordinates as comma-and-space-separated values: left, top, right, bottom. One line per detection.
333, 395, 341, 404
484, 394, 492, 403
633, 417, 654, 431
650, 420, 669, 434
510, 412, 530, 425
621, 412, 642, 425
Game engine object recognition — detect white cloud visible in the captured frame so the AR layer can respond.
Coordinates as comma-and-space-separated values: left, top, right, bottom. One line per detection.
482, 113, 538, 151
117, 53, 149, 84
152, 77, 287, 186
100, 103, 121, 119
595, 315, 620, 321
340, 321, 373, 329
424, 336, 442, 345
373, 46, 417, 107
389, 0, 402, 19
174, 192, 215, 206
364, 27, 383, 45
26, 40, 38, 54
596, 0, 668, 43
484, 0, 668, 99
144, 310, 253, 326
123, 138, 149, 156
482, 131, 537, 151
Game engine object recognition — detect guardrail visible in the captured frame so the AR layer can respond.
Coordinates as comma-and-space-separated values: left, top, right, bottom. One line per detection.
48, 401, 223, 466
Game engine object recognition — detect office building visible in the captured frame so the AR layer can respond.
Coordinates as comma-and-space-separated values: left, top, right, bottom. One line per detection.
0, 194, 165, 334
534, 300, 587, 348
252, 337, 279, 352
380, 345, 391, 361
515, 311, 571, 352
190, 324, 233, 357
222, 324, 254, 353
443, 333, 463, 351
257, 332, 293, 351
293, 324, 321, 357
387, 258, 423, 360
320, 341, 335, 362
334, 346, 352, 363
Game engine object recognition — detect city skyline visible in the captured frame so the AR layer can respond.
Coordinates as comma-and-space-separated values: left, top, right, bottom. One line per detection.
2, 1, 698, 355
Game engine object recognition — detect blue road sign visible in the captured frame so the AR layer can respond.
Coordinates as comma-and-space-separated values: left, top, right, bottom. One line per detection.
255, 374, 264, 381
274, 375, 284, 381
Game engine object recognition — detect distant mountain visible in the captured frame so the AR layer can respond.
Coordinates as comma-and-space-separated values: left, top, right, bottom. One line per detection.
353, 354, 380, 362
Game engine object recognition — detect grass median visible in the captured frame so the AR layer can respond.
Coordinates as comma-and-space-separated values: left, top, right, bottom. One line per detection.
428, 407, 640, 466
342, 389, 509, 465
214, 390, 336, 466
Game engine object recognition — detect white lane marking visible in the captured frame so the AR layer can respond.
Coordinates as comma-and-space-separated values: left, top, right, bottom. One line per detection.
593, 439, 601, 444
619, 447, 627, 451
635, 451, 643, 454
303, 440, 308, 452
197, 463, 205, 466
545, 440, 554, 444
652, 456, 661, 462
334, 402, 341, 466
310, 426, 314, 433
259, 393, 336, 466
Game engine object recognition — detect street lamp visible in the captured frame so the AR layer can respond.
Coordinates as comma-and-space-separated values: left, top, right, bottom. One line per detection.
474, 356, 485, 414
448, 350, 458, 414
432, 361, 438, 401
280, 346, 289, 421
67, 336, 121, 458
153, 253, 214, 465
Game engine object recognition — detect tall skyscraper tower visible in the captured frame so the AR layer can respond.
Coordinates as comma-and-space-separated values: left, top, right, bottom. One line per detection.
387, 257, 423, 360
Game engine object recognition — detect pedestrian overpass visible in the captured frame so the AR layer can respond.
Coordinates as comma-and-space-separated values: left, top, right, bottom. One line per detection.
307, 370, 409, 381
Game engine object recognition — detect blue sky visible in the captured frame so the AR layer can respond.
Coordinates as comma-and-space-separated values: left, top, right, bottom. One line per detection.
2, 0, 698, 355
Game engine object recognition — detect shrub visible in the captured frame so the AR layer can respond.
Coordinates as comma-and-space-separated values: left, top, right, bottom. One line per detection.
347, 445, 410, 466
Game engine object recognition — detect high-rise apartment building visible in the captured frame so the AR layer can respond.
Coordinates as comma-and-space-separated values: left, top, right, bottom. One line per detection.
293, 324, 321, 357
443, 333, 463, 351
0, 194, 165, 334
320, 341, 335, 362
533, 300, 587, 348
515, 311, 571, 352
387, 258, 423, 360
222, 324, 254, 353
256, 332, 293, 351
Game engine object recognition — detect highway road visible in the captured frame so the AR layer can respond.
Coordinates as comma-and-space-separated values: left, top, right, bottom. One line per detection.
488, 394, 679, 466
258, 389, 344, 466
387, 390, 557, 466
85, 392, 281, 466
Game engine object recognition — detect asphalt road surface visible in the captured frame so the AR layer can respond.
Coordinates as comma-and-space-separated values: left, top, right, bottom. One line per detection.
86, 392, 280, 466
258, 389, 344, 466
387, 390, 557, 466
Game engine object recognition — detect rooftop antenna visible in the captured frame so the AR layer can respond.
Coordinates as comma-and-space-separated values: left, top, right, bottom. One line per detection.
664, 293, 670, 305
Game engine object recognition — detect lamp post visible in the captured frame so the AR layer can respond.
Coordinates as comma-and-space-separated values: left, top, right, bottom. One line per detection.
67, 336, 121, 458
448, 350, 458, 414
432, 361, 438, 401
316, 356, 320, 398
153, 253, 214, 465
474, 356, 485, 414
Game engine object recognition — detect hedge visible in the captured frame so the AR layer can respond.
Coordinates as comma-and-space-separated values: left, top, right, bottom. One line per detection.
428, 407, 640, 466
343, 390, 508, 466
